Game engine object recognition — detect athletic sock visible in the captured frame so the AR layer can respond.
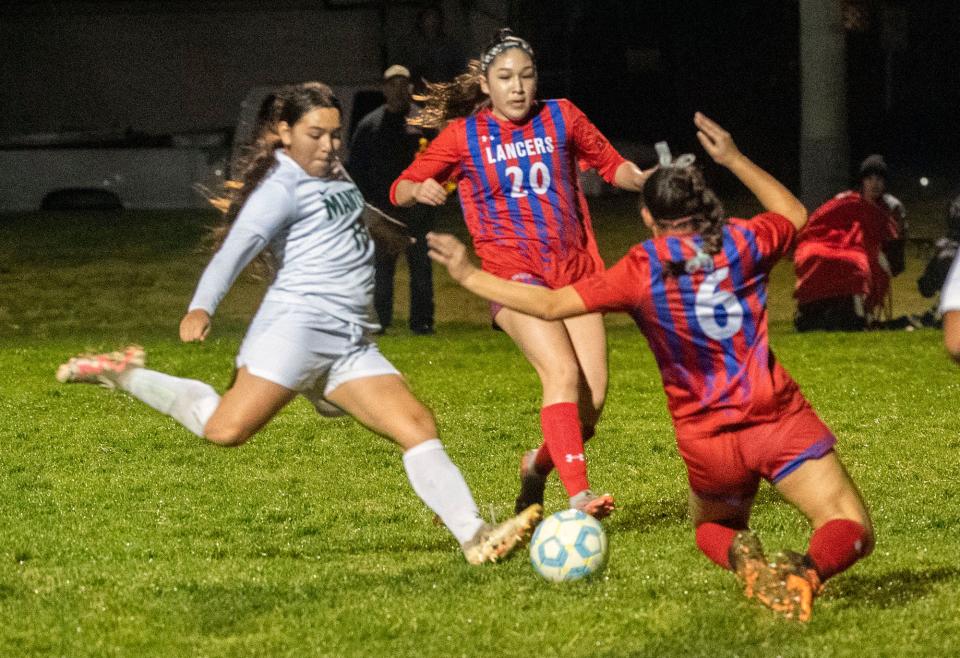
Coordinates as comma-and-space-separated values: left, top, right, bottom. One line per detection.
402, 439, 485, 545
695, 522, 741, 570
540, 402, 589, 497
532, 419, 596, 476
806, 519, 869, 581
117, 368, 220, 437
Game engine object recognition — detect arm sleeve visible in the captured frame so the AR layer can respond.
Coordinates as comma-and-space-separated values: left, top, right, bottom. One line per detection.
389, 121, 462, 205
744, 212, 797, 270
564, 100, 627, 184
187, 180, 294, 314
571, 250, 645, 313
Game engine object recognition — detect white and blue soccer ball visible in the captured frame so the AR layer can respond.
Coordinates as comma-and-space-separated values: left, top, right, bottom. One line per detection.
529, 509, 608, 582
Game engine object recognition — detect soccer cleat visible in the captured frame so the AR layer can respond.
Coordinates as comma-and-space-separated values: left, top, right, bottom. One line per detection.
743, 549, 822, 622
461, 504, 543, 565
515, 449, 548, 515
55, 345, 145, 389
766, 550, 823, 622
730, 530, 768, 599
569, 489, 615, 520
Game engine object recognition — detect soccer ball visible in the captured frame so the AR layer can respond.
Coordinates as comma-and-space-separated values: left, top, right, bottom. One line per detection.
529, 509, 608, 582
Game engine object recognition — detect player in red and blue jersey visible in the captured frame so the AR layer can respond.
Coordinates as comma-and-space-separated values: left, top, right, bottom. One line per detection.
391, 29, 653, 519
427, 113, 874, 622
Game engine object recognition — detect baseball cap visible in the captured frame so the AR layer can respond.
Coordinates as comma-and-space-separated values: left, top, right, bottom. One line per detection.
383, 65, 411, 81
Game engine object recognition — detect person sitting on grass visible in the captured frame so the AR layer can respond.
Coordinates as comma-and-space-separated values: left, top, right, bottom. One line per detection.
793, 155, 905, 331
55, 81, 541, 565
426, 113, 874, 621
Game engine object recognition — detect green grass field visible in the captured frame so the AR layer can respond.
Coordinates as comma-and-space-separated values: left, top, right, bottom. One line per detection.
2, 198, 959, 657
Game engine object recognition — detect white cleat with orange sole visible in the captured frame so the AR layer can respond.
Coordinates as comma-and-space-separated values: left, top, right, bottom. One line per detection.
55, 345, 145, 388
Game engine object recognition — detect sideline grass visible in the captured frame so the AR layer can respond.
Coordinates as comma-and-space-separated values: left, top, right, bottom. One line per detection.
1, 204, 959, 656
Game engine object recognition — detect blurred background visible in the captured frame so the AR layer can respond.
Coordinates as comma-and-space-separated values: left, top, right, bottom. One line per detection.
0, 0, 957, 211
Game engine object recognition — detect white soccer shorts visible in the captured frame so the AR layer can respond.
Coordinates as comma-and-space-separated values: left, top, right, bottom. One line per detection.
236, 300, 399, 416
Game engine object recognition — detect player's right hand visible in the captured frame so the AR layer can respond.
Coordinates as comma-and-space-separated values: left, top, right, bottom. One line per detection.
426, 232, 476, 283
180, 309, 211, 342
413, 178, 449, 206
694, 112, 743, 168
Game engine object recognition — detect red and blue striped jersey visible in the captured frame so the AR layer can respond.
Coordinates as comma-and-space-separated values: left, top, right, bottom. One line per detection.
573, 213, 803, 438
390, 99, 625, 267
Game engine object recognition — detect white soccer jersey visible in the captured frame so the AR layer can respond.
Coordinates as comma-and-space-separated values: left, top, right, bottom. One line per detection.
189, 151, 376, 327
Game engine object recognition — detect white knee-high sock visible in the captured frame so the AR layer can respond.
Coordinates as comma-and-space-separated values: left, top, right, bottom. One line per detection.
402, 439, 486, 545
116, 368, 220, 437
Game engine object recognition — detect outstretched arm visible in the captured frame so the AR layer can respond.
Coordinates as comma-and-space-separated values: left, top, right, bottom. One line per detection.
426, 233, 587, 320
695, 112, 808, 231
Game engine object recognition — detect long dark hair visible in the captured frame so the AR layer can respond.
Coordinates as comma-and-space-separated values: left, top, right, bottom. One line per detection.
411, 28, 535, 129
208, 82, 341, 272
642, 165, 726, 277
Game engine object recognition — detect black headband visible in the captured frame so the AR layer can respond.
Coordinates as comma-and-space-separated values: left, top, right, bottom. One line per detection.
481, 36, 535, 72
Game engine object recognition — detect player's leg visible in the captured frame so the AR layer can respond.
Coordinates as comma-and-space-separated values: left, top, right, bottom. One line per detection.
689, 489, 755, 571
496, 308, 612, 518
57, 345, 223, 440
774, 451, 874, 581
563, 312, 608, 439
943, 310, 960, 363
201, 368, 297, 446
325, 372, 540, 563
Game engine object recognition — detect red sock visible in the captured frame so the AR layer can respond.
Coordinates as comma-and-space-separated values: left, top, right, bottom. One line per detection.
532, 419, 596, 475
540, 402, 589, 496
806, 519, 869, 581
695, 522, 743, 570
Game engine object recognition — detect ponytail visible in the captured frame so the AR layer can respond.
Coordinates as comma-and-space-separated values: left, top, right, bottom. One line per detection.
410, 59, 487, 129
642, 165, 726, 278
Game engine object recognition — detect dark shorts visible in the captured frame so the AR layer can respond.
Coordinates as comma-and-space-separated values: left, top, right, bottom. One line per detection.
678, 404, 837, 507
483, 248, 600, 321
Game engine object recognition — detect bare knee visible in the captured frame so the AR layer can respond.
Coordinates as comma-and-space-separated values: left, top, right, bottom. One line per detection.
536, 360, 580, 399
203, 420, 254, 447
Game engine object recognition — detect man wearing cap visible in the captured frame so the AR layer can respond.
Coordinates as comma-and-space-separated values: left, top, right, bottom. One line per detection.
793, 155, 906, 331
348, 65, 435, 335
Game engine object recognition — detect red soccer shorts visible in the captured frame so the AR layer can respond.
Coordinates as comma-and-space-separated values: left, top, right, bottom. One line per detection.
678, 402, 837, 506
481, 246, 601, 321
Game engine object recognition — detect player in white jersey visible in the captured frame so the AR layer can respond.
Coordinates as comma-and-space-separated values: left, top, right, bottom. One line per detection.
56, 82, 541, 564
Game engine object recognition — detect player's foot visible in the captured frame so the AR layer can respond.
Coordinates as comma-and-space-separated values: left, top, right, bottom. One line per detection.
55, 345, 145, 389
730, 530, 768, 599
461, 504, 543, 565
569, 489, 615, 519
764, 550, 823, 622
515, 449, 548, 515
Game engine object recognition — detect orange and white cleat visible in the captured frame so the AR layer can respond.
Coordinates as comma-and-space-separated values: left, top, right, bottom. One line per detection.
765, 550, 823, 622
569, 489, 615, 520
55, 345, 145, 389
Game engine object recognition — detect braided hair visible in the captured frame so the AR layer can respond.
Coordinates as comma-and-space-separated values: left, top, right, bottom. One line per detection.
642, 165, 726, 277
411, 28, 535, 129
207, 81, 341, 275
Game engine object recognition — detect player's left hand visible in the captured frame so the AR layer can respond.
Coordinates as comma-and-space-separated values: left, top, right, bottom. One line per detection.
426, 232, 477, 283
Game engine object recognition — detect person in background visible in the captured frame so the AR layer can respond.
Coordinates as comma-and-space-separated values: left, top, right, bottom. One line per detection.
349, 65, 436, 335
793, 155, 905, 331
